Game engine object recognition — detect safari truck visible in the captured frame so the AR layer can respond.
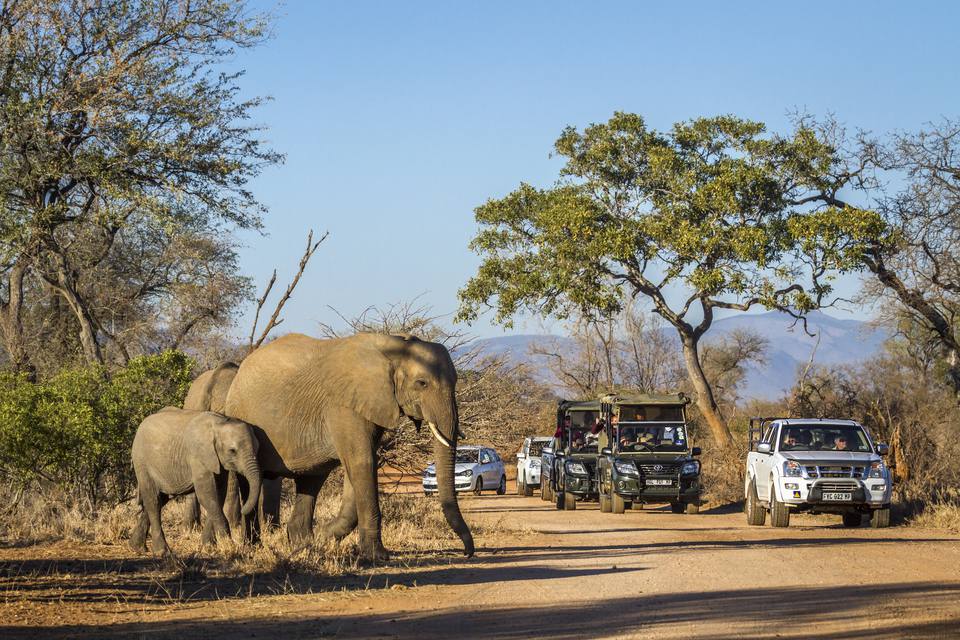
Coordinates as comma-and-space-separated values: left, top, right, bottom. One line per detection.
596, 393, 702, 514
547, 399, 603, 510
745, 417, 892, 528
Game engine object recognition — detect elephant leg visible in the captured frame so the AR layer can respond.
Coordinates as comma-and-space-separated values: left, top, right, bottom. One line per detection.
287, 473, 329, 549
197, 474, 230, 546
129, 503, 149, 554
141, 484, 172, 557
320, 472, 358, 542
182, 495, 201, 531
260, 478, 282, 531
223, 471, 241, 531
338, 430, 388, 563
234, 474, 261, 544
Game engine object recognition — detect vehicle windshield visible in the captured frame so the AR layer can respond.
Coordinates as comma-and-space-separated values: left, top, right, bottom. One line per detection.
778, 424, 872, 452
617, 423, 688, 452
618, 404, 684, 422
566, 410, 600, 453
455, 449, 479, 464
529, 440, 548, 457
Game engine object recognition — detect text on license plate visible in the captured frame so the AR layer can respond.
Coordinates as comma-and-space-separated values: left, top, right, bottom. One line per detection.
646, 479, 672, 486
822, 492, 852, 501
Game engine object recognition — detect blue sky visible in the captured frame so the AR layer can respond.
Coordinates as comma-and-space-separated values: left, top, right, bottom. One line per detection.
229, 1, 960, 338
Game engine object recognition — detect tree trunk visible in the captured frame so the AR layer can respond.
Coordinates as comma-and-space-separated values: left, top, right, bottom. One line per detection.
0, 261, 35, 378
680, 333, 734, 448
41, 251, 104, 365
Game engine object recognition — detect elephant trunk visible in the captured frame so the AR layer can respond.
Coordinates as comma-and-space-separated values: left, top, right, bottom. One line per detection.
431, 406, 474, 557
239, 454, 262, 517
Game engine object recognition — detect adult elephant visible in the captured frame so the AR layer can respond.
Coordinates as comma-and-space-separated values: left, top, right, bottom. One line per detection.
224, 332, 474, 561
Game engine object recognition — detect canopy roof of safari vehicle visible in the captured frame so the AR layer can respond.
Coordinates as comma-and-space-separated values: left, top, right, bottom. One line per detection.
558, 399, 601, 412
600, 392, 690, 407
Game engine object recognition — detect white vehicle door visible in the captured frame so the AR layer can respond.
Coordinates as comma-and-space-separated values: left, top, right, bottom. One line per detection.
518, 439, 529, 478
754, 423, 777, 501
480, 449, 494, 484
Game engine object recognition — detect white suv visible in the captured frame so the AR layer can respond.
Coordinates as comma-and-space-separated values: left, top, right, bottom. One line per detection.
516, 436, 552, 496
745, 418, 892, 528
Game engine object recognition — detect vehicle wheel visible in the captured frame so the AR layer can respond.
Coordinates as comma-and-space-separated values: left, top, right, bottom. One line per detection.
685, 501, 700, 515
539, 479, 547, 501
564, 491, 577, 511
546, 482, 554, 502
497, 475, 507, 495
599, 494, 612, 513
612, 492, 626, 514
745, 480, 766, 526
871, 506, 891, 528
670, 501, 685, 514
769, 490, 791, 528
556, 489, 565, 510
842, 512, 862, 528
424, 490, 430, 497
522, 475, 533, 496
473, 478, 483, 496
516, 475, 522, 495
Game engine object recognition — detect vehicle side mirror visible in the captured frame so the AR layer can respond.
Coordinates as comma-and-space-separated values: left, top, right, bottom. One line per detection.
601, 447, 612, 456
542, 447, 553, 455
876, 443, 889, 456
691, 447, 701, 457
757, 442, 772, 454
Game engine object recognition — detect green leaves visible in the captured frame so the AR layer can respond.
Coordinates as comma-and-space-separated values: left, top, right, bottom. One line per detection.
0, 351, 194, 504
458, 112, 888, 329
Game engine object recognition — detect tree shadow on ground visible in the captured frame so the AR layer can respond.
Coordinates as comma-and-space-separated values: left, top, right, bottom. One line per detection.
2, 581, 957, 639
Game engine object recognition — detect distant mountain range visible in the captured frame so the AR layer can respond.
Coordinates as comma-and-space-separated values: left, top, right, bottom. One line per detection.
468, 311, 889, 401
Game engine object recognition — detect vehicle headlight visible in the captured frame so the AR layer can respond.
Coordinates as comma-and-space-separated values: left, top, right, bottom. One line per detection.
783, 460, 803, 477
614, 460, 639, 476
681, 460, 700, 476
565, 461, 588, 475
456, 469, 473, 477
867, 461, 886, 479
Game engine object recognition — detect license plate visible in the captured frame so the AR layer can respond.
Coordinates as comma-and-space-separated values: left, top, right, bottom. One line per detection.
823, 492, 852, 501
646, 479, 672, 486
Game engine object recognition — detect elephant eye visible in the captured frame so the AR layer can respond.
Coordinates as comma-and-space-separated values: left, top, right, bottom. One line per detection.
415, 379, 428, 389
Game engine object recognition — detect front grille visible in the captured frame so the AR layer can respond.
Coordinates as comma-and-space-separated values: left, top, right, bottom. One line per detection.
816, 481, 859, 492
639, 462, 679, 476
805, 465, 864, 478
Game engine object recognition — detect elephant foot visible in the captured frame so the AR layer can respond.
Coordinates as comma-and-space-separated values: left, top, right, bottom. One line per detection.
286, 525, 314, 552
359, 542, 391, 565
319, 518, 356, 543
128, 538, 147, 554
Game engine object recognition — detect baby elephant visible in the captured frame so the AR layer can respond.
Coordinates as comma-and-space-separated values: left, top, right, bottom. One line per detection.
130, 408, 262, 556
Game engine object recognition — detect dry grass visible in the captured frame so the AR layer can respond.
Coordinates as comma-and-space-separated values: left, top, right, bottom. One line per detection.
909, 489, 960, 532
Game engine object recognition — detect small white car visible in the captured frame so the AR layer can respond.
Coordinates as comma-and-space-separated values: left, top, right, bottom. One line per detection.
745, 418, 892, 528
516, 436, 552, 496
422, 445, 507, 496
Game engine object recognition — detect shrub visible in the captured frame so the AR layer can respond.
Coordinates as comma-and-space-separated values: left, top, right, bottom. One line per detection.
0, 351, 193, 505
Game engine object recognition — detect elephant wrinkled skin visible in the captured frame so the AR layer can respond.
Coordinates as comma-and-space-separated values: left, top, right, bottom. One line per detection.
224, 332, 474, 561
130, 408, 262, 556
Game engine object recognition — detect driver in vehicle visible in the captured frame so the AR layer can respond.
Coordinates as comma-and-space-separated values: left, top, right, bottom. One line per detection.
834, 434, 850, 451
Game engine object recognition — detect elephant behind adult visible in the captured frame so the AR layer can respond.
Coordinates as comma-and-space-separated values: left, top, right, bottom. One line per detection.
224, 332, 474, 561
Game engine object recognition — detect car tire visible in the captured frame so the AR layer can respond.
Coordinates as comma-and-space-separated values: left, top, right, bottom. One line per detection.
842, 512, 862, 528
546, 481, 554, 502
556, 489, 565, 510
685, 501, 700, 515
871, 506, 891, 528
473, 478, 483, 496
600, 494, 612, 513
522, 475, 533, 496
769, 489, 791, 528
745, 480, 766, 526
516, 474, 522, 495
670, 501, 685, 514
612, 492, 626, 514
497, 476, 507, 495
540, 479, 549, 501
564, 491, 577, 511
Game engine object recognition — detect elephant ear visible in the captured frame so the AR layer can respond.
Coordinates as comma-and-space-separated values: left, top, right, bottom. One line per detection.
188, 414, 222, 476
307, 338, 405, 429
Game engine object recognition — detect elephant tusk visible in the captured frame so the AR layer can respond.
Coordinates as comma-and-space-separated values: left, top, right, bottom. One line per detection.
427, 422, 453, 448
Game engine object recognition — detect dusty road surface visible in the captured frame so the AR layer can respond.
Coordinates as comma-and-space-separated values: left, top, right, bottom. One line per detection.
2, 492, 959, 639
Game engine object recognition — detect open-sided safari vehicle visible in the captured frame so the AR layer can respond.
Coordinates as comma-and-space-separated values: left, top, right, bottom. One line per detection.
596, 393, 702, 514
545, 399, 602, 510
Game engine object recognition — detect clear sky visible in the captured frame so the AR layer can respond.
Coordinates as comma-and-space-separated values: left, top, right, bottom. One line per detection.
228, 1, 960, 339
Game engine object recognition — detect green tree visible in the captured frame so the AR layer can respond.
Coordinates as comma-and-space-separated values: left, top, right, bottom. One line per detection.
458, 113, 883, 446
0, 0, 278, 370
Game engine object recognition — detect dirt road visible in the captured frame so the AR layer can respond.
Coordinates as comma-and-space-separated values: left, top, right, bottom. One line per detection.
2, 493, 959, 639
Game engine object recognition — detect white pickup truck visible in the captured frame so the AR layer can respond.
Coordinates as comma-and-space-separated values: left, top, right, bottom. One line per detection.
745, 418, 892, 528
